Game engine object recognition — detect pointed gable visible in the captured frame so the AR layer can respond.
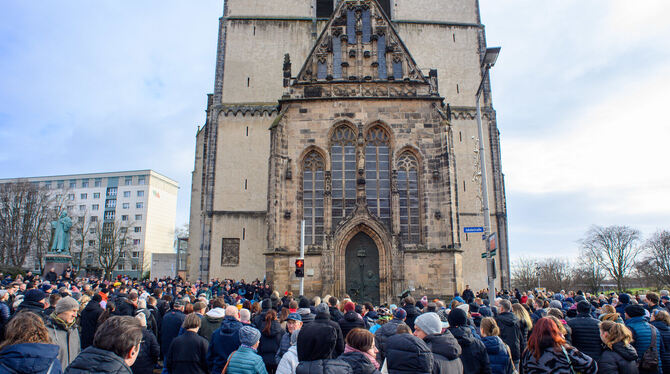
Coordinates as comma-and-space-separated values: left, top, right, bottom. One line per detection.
288, 0, 439, 100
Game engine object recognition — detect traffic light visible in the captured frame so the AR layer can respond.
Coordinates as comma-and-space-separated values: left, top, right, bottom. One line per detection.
295, 259, 305, 278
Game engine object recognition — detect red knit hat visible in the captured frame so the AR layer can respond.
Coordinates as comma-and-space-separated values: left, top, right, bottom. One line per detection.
344, 301, 355, 312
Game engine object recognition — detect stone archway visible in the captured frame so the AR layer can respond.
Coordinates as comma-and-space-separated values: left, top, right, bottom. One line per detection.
345, 232, 380, 305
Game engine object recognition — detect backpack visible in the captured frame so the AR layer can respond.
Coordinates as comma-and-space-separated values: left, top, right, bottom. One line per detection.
640, 325, 659, 371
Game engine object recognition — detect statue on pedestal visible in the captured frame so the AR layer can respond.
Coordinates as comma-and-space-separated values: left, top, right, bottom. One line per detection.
50, 211, 72, 254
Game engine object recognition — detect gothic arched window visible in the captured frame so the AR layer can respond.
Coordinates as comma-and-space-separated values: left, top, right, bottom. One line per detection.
303, 151, 325, 245
397, 152, 420, 243
365, 126, 391, 227
331, 126, 357, 227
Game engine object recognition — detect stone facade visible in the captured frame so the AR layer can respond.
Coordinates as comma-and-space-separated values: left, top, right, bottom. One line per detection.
188, 0, 509, 303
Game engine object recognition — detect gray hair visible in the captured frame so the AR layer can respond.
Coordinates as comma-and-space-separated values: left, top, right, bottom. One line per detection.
135, 313, 147, 327
239, 308, 251, 322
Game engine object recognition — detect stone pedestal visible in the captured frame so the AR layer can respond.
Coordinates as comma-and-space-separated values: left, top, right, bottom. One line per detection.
44, 253, 72, 278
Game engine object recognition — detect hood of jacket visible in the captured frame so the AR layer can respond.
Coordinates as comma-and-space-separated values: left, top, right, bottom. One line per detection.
65, 346, 132, 373
297, 323, 337, 361
261, 320, 284, 337
448, 326, 477, 347
298, 307, 312, 315
206, 307, 226, 318
496, 311, 518, 327
611, 341, 638, 361
482, 336, 506, 355
0, 343, 59, 373
652, 320, 670, 332
83, 300, 102, 313
424, 332, 462, 360
343, 311, 360, 322
217, 315, 243, 335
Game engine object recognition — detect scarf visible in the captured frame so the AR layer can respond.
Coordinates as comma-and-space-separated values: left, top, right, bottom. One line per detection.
50, 312, 76, 329
344, 344, 380, 369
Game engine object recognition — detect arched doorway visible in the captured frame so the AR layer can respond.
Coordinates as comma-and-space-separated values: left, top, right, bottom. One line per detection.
345, 232, 380, 305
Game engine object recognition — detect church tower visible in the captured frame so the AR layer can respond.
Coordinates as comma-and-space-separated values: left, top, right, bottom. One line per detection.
188, 0, 509, 302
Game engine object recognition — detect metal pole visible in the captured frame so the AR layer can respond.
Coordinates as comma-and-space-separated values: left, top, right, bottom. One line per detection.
300, 220, 305, 296
476, 74, 495, 301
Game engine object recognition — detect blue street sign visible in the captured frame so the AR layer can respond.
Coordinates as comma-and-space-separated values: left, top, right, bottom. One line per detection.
464, 227, 484, 233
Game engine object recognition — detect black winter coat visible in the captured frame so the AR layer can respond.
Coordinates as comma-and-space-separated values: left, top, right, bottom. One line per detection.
115, 300, 136, 317
384, 333, 434, 374
651, 320, 670, 373
296, 359, 353, 374
160, 310, 185, 359
449, 326, 492, 374
495, 312, 522, 362
520, 346, 597, 374
330, 306, 344, 322
423, 333, 464, 374
374, 318, 408, 363
339, 351, 381, 374
131, 328, 160, 374
80, 300, 103, 349
313, 312, 345, 358
598, 342, 639, 374
403, 304, 421, 331
165, 330, 209, 374
65, 346, 132, 374
258, 319, 285, 368
567, 313, 604, 361
339, 311, 366, 339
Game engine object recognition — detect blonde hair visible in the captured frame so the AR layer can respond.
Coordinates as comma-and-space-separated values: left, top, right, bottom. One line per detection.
654, 310, 670, 325
0, 312, 52, 350
600, 320, 633, 349
480, 317, 500, 337
601, 304, 616, 314
600, 313, 621, 322
512, 303, 533, 330
79, 295, 91, 313
546, 315, 567, 336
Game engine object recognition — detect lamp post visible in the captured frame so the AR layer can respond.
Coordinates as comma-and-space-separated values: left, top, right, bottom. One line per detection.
476, 47, 500, 301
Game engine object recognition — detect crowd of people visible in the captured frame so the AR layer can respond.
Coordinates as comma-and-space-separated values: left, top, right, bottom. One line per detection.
1, 269, 670, 374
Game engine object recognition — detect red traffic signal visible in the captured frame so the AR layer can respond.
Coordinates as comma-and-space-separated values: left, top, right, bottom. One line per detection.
295, 259, 305, 278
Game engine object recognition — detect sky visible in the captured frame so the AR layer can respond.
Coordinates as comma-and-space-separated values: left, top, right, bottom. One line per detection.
1, 1, 668, 261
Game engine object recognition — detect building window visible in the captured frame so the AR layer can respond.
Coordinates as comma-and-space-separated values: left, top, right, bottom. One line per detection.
347, 9, 356, 44
88, 240, 95, 246
133, 239, 141, 245
122, 215, 128, 221
93, 192, 100, 199
137, 190, 144, 197
92, 204, 99, 211
80, 193, 87, 200
397, 152, 421, 244
125, 177, 133, 186
79, 205, 86, 211
45, 182, 51, 189
91, 216, 97, 222
123, 203, 129, 209
377, 35, 387, 79
77, 217, 84, 224
135, 214, 142, 221
302, 151, 325, 245
132, 251, 139, 258
67, 205, 73, 212
131, 263, 138, 271
124, 191, 131, 198
134, 226, 141, 233
69, 180, 76, 188
107, 187, 117, 197
105, 199, 116, 208
331, 126, 357, 228
94, 179, 102, 187
138, 176, 146, 185
378, 0, 391, 18
68, 194, 75, 200
316, 0, 334, 18
57, 180, 64, 189
365, 126, 391, 226
104, 211, 115, 220
81, 179, 89, 188
136, 202, 143, 209
89, 228, 96, 234
117, 263, 124, 270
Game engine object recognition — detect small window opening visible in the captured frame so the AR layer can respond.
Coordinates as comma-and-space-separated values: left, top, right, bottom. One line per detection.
243, 228, 246, 240
244, 179, 248, 190
453, 33, 456, 43
463, 180, 466, 191
247, 77, 250, 87
246, 126, 249, 136
316, 0, 334, 18
459, 131, 462, 142
456, 84, 460, 94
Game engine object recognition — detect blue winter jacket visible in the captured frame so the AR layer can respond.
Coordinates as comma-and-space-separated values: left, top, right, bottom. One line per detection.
626, 316, 664, 371
652, 320, 670, 373
482, 336, 514, 374
0, 343, 62, 374
225, 345, 268, 374
207, 316, 244, 373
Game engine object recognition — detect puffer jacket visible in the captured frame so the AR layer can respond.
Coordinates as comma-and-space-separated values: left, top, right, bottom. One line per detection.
339, 311, 366, 339
130, 328, 160, 374
0, 343, 62, 374
482, 336, 514, 374
339, 351, 380, 374
374, 318, 408, 363
207, 316, 244, 373
64, 346, 132, 374
626, 316, 663, 369
298, 308, 316, 325
448, 326, 491, 374
598, 342, 639, 374
652, 320, 670, 373
46, 315, 81, 371
423, 333, 463, 374
296, 359, 352, 374
226, 345, 268, 374
258, 319, 285, 369
384, 333, 434, 374
495, 312, 522, 363
567, 313, 604, 361
79, 299, 103, 349
520, 346, 597, 374
312, 311, 345, 358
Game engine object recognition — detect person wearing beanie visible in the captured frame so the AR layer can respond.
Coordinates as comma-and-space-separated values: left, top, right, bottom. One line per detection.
375, 307, 408, 364
549, 300, 563, 310
223, 325, 267, 374
297, 297, 315, 325
46, 296, 81, 370
311, 302, 345, 358
567, 300, 603, 361
401, 296, 421, 331
449, 307, 491, 373
625, 303, 663, 370
414, 312, 463, 373
80, 292, 104, 349
296, 322, 352, 374
13, 288, 49, 322
616, 293, 631, 317
339, 301, 365, 340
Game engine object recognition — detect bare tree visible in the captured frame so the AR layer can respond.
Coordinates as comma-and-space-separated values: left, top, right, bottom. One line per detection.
581, 225, 642, 291
538, 258, 573, 292
639, 230, 670, 287
95, 219, 136, 280
511, 257, 539, 292
573, 251, 607, 294
0, 181, 55, 267
70, 211, 95, 275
